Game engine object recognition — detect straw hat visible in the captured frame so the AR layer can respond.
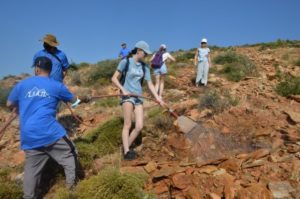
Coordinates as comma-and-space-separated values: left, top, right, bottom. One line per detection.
40, 34, 60, 47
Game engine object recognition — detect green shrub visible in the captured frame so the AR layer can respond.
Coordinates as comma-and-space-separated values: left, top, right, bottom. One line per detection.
199, 90, 239, 113
276, 76, 300, 96
214, 51, 257, 81
69, 71, 81, 86
86, 59, 119, 86
74, 117, 123, 169
252, 39, 300, 50
94, 97, 119, 108
0, 86, 11, 108
213, 51, 240, 65
0, 168, 22, 199
74, 168, 153, 199
176, 51, 195, 62
295, 58, 300, 67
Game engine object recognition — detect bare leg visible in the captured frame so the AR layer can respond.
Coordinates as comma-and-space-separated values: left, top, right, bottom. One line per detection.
122, 102, 134, 154
128, 105, 143, 147
154, 75, 160, 94
158, 74, 165, 97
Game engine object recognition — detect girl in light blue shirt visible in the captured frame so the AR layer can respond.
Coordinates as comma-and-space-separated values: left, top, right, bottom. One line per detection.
112, 41, 164, 160
194, 38, 212, 86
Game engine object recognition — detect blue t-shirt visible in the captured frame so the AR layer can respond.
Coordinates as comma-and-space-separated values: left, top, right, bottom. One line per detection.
8, 76, 74, 150
119, 48, 130, 59
33, 49, 69, 82
117, 58, 151, 96
198, 48, 210, 62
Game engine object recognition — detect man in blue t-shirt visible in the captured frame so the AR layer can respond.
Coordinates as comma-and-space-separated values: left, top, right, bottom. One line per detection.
118, 42, 130, 59
33, 34, 70, 82
7, 56, 89, 199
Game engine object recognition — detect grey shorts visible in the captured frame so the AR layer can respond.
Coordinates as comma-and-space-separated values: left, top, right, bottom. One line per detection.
120, 96, 143, 106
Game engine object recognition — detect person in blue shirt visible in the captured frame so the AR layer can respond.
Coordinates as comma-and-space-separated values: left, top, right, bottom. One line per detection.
118, 43, 131, 59
33, 34, 70, 82
194, 38, 212, 86
112, 41, 164, 160
6, 56, 88, 199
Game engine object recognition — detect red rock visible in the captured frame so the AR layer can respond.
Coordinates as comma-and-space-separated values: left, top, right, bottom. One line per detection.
250, 149, 270, 159
284, 110, 300, 124
221, 127, 230, 134
268, 181, 295, 198
153, 167, 175, 178
198, 165, 218, 174
144, 161, 157, 173
185, 167, 195, 175
167, 133, 191, 150
187, 186, 202, 199
236, 184, 272, 199
154, 180, 169, 195
207, 193, 221, 199
120, 166, 147, 176
219, 158, 242, 173
172, 173, 192, 189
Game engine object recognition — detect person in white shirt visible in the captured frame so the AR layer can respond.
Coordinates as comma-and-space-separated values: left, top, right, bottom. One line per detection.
194, 38, 212, 86
150, 44, 176, 98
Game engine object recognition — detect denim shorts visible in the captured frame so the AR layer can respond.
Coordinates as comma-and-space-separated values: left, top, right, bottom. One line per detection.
120, 96, 143, 106
153, 63, 167, 75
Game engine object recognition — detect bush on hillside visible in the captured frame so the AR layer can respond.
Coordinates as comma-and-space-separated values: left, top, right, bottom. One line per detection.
86, 59, 119, 86
176, 51, 195, 62
0, 86, 11, 108
213, 51, 257, 82
63, 168, 154, 199
0, 168, 22, 199
275, 76, 300, 97
257, 39, 300, 51
69, 71, 82, 86
74, 117, 123, 169
199, 89, 239, 114
295, 58, 300, 67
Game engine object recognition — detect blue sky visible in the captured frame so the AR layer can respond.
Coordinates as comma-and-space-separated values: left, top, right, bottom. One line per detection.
0, 0, 299, 78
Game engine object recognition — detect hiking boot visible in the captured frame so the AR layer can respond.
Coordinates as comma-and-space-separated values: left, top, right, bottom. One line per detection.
124, 150, 136, 160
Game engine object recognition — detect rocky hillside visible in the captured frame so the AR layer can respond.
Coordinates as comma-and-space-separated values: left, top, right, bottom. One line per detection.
0, 40, 300, 198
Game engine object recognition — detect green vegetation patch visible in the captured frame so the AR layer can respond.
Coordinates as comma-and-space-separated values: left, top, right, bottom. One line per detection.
199, 89, 239, 114
86, 59, 119, 86
74, 117, 123, 169
65, 168, 154, 199
0, 168, 22, 199
213, 51, 257, 82
275, 76, 300, 97
94, 97, 119, 108
0, 86, 11, 108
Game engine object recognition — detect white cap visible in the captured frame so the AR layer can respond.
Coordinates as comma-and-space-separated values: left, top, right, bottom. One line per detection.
160, 44, 167, 49
201, 38, 208, 43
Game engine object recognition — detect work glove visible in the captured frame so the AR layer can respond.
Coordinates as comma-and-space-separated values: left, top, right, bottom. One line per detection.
71, 95, 91, 108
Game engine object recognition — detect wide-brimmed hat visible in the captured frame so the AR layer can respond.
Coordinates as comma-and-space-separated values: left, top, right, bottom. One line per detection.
135, 41, 152, 54
39, 34, 60, 47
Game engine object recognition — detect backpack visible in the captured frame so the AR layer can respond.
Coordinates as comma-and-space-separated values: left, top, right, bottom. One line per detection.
151, 51, 164, 69
120, 58, 146, 86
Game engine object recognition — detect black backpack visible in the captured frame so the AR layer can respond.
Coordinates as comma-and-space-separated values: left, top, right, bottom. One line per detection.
120, 58, 146, 86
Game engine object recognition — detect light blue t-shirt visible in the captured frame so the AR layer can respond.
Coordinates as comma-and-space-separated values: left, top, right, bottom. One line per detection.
119, 48, 131, 59
117, 58, 151, 96
8, 76, 74, 150
33, 49, 69, 82
198, 48, 210, 62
